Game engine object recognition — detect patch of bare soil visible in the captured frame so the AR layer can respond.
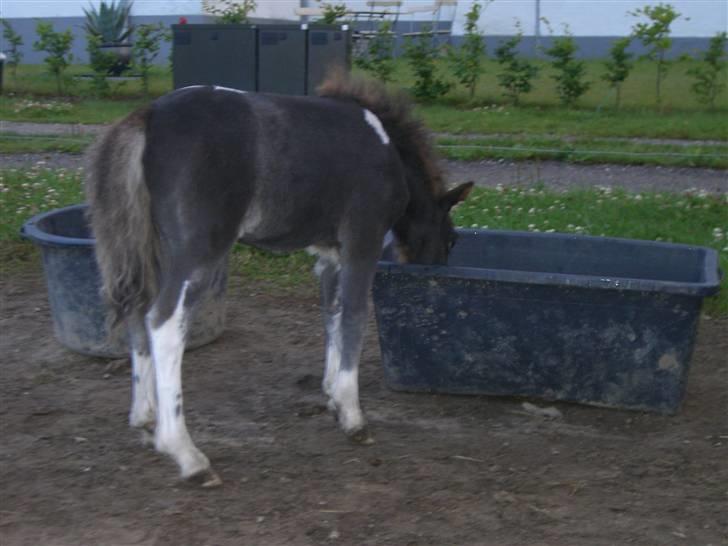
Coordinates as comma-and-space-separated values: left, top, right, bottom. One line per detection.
1, 272, 726, 546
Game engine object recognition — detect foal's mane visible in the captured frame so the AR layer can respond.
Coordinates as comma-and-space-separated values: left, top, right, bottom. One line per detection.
318, 72, 445, 197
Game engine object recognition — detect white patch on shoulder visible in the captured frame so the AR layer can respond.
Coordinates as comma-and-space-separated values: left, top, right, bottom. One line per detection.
363, 109, 390, 145
179, 85, 206, 91
214, 85, 247, 94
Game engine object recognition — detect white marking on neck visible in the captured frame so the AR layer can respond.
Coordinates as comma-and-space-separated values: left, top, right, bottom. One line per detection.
214, 85, 247, 94
363, 109, 390, 145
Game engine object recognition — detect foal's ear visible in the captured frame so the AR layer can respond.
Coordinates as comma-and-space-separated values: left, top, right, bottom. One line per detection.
440, 181, 475, 211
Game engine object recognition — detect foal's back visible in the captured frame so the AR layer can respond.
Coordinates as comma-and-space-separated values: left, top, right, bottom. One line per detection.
143, 86, 408, 251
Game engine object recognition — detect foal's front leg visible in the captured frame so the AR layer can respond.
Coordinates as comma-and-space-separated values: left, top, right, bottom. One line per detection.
325, 258, 377, 444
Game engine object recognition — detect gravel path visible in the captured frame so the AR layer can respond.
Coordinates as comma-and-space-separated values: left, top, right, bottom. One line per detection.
1, 121, 726, 194
2, 152, 725, 195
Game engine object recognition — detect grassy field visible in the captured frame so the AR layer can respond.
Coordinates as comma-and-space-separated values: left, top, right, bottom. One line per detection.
1, 59, 726, 142
437, 135, 728, 168
2, 168, 725, 314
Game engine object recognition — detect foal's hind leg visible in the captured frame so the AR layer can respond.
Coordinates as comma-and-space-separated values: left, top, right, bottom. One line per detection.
146, 274, 221, 487
128, 312, 156, 444
317, 252, 342, 405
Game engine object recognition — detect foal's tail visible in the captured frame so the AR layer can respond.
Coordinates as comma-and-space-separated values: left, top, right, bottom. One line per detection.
84, 107, 159, 326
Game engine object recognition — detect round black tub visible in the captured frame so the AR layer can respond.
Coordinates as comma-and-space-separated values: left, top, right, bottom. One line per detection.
21, 204, 227, 358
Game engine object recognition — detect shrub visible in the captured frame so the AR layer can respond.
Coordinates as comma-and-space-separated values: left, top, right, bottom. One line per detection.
403, 26, 451, 100
542, 24, 590, 106
447, 0, 486, 100
494, 29, 539, 105
82, 0, 134, 45
202, 0, 257, 24
1, 19, 24, 78
630, 2, 684, 107
33, 22, 75, 94
355, 20, 396, 83
602, 37, 634, 109
687, 31, 727, 109
133, 23, 170, 96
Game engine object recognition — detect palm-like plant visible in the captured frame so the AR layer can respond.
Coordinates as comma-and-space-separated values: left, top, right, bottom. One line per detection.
83, 0, 134, 45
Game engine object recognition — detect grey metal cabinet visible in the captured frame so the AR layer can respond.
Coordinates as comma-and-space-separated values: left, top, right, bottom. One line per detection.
172, 24, 350, 95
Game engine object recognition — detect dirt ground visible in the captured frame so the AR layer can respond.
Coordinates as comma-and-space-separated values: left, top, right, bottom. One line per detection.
1, 270, 726, 546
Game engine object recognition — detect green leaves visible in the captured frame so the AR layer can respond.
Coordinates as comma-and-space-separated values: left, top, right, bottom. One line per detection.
542, 26, 591, 107
33, 22, 75, 94
446, 0, 486, 100
403, 26, 451, 101
494, 33, 539, 105
687, 32, 727, 109
82, 0, 134, 44
1, 19, 24, 76
355, 20, 396, 83
630, 3, 684, 105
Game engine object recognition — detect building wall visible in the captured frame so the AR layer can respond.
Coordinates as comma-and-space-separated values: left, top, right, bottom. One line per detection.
1, 0, 724, 64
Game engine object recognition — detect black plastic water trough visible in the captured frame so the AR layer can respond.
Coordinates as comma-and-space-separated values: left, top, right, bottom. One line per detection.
372, 228, 721, 414
21, 204, 227, 358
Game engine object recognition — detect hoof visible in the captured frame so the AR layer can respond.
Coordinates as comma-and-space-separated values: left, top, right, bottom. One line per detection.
347, 427, 375, 446
185, 468, 223, 488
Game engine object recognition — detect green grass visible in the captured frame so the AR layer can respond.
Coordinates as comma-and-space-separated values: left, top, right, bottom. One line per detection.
437, 135, 728, 169
421, 102, 728, 141
436, 58, 728, 112
1, 59, 727, 143
1, 169, 725, 314
1, 64, 173, 99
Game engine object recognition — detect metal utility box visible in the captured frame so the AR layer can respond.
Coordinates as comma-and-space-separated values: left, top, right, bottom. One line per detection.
307, 28, 350, 94
172, 24, 257, 91
373, 229, 721, 414
257, 26, 307, 95
172, 24, 350, 95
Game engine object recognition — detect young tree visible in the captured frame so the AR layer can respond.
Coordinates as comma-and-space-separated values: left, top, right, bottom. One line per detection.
355, 20, 396, 83
630, 2, 684, 107
602, 37, 634, 109
132, 23, 170, 96
494, 29, 539, 105
33, 22, 74, 94
542, 24, 590, 107
403, 26, 451, 100
447, 0, 487, 100
687, 31, 727, 110
86, 33, 117, 96
1, 19, 24, 78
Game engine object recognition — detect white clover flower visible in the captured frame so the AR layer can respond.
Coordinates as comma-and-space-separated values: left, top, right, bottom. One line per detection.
528, 207, 536, 214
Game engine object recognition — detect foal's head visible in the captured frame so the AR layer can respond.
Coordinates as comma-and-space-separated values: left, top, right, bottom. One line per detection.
396, 181, 474, 266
